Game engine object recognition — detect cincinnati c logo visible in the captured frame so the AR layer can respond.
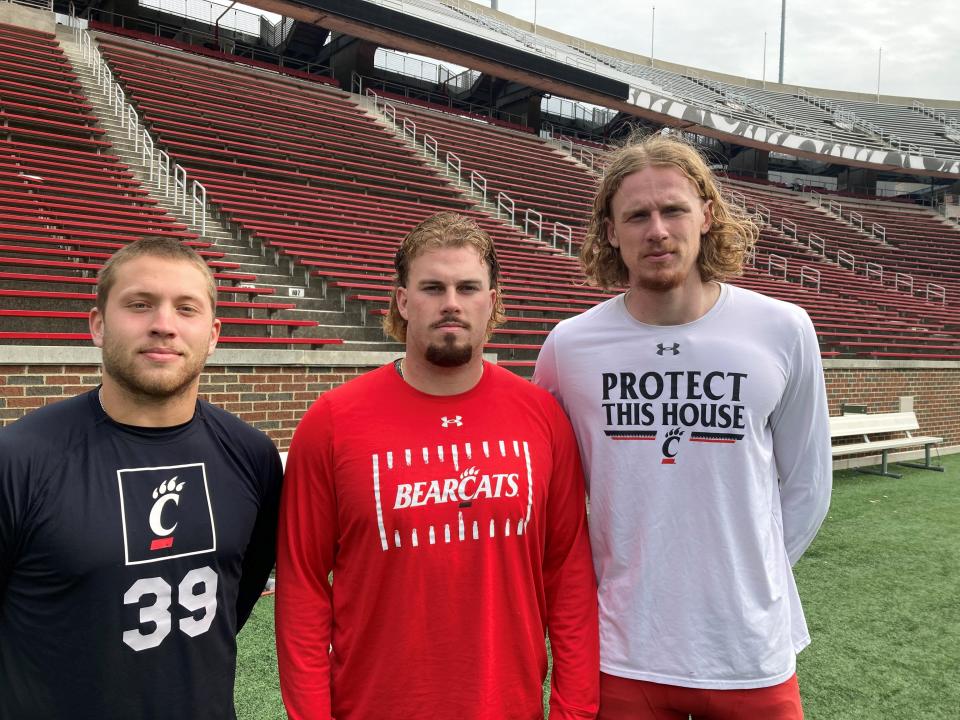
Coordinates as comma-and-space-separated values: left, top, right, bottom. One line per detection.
661, 427, 684, 464
149, 477, 186, 551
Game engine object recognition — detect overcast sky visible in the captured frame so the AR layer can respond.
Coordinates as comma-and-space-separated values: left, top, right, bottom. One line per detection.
494, 0, 960, 103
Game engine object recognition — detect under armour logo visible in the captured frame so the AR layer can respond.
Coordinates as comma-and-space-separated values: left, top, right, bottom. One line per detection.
441, 416, 463, 427
656, 342, 680, 355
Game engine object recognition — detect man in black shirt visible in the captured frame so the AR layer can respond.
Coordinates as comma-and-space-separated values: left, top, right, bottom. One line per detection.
0, 237, 283, 719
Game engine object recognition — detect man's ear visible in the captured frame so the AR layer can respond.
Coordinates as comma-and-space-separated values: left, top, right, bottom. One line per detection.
606, 218, 619, 249
89, 307, 104, 348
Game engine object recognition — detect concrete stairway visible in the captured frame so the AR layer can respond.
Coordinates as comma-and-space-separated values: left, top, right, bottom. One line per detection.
56, 27, 401, 352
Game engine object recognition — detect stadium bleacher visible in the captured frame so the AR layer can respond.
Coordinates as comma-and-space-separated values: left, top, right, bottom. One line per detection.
0, 21, 345, 348
0, 7, 957, 367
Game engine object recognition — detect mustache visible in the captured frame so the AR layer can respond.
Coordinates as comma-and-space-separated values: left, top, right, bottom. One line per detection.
431, 314, 470, 330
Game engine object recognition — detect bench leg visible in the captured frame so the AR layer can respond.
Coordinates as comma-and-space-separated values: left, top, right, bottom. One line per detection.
855, 449, 902, 479
897, 444, 945, 473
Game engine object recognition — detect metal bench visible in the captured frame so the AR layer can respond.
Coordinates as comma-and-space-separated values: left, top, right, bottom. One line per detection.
830, 411, 944, 478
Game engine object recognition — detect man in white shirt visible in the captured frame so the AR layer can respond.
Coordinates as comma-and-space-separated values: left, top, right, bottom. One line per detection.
534, 133, 832, 720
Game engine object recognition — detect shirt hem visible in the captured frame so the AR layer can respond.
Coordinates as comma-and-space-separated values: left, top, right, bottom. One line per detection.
599, 658, 799, 691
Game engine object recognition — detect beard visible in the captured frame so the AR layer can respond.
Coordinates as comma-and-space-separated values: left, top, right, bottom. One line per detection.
101, 336, 205, 401
425, 332, 474, 368
636, 269, 687, 292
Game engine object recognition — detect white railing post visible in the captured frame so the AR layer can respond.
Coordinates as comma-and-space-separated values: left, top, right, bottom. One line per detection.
382, 101, 397, 128
894, 273, 914, 295
754, 203, 770, 224
445, 152, 462, 181
828, 199, 843, 216
496, 192, 514, 223
926, 283, 946, 304
849, 211, 863, 229
193, 181, 207, 235
865, 262, 883, 283
553, 222, 573, 255
810, 191, 822, 207
800, 266, 821, 292
157, 150, 171, 196
524, 208, 543, 240
174, 164, 188, 211
780, 218, 797, 237
401, 117, 416, 143
837, 249, 855, 271
872, 223, 886, 242
768, 254, 787, 279
807, 233, 825, 255
470, 170, 487, 203
423, 133, 438, 162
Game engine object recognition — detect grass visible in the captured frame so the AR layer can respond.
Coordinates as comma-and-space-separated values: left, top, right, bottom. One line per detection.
794, 455, 960, 719
236, 455, 960, 719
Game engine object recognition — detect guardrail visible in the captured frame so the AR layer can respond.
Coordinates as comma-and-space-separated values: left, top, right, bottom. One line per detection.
800, 266, 821, 292
73, 25, 207, 234
768, 254, 787, 279
837, 249, 855, 271
894, 273, 914, 295
926, 283, 946, 304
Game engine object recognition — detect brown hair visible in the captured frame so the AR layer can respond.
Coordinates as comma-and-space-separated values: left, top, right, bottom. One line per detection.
384, 212, 505, 342
96, 236, 217, 313
581, 132, 758, 289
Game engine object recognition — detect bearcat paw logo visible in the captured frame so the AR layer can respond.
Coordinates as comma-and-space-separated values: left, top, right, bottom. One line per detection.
153, 477, 185, 499
460, 466, 479, 482
660, 427, 684, 464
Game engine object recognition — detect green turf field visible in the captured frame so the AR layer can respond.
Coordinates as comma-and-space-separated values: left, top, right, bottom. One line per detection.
236, 455, 960, 719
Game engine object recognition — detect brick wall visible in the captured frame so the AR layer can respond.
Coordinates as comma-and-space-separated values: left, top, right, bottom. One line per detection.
0, 363, 368, 449
824, 365, 960, 444
2, 360, 959, 452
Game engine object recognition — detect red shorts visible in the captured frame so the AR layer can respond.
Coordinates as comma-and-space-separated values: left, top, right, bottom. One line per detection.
598, 671, 804, 720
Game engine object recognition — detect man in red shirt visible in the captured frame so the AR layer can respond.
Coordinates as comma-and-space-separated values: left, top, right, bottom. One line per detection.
276, 211, 599, 720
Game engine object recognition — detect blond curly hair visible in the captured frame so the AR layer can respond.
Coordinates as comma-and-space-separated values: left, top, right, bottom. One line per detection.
581, 132, 757, 289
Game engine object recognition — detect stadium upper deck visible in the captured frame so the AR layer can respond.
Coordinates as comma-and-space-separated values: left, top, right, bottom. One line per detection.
247, 0, 960, 180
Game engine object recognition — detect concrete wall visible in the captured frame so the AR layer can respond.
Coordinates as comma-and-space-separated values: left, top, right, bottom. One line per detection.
0, 2, 55, 33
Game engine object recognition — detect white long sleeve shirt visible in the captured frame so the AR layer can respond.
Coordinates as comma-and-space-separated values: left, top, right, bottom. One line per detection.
534, 283, 832, 689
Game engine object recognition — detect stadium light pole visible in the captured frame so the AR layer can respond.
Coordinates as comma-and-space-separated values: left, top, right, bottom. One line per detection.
762, 31, 767, 88
533, 0, 537, 35
650, 5, 655, 66
876, 46, 882, 103
778, 0, 785, 84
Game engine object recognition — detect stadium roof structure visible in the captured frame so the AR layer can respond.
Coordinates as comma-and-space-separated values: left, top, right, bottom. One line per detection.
240, 0, 960, 180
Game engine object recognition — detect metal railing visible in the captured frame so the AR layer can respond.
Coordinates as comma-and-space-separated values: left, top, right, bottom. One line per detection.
865, 262, 883, 283
73, 25, 207, 234
553, 223, 573, 256
926, 283, 946, 304
524, 209, 543, 241
837, 249, 855, 271
807, 233, 825, 256
768, 254, 787, 279
800, 266, 821, 292
2, 0, 52, 10
894, 273, 914, 295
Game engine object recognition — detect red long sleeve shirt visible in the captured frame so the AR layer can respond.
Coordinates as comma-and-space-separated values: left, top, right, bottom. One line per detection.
276, 362, 598, 720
